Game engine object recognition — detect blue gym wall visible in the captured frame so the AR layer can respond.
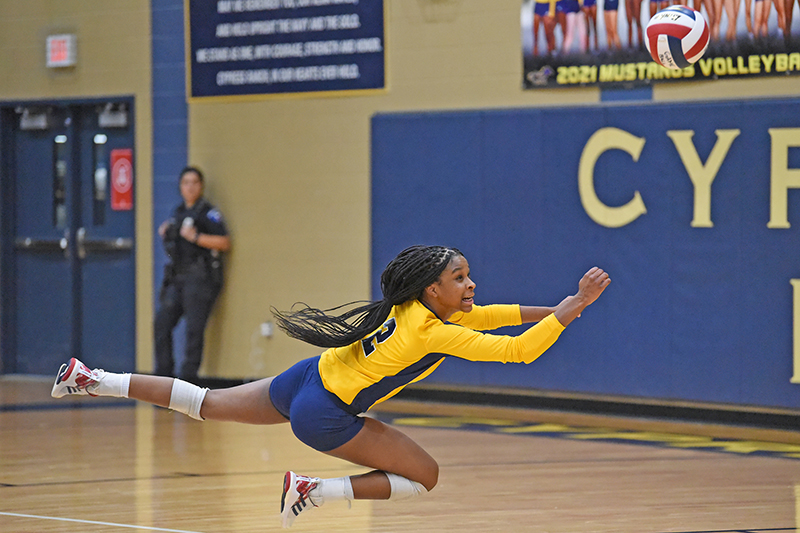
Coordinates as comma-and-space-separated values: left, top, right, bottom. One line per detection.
152, 0, 188, 287
371, 99, 800, 411
151, 0, 189, 367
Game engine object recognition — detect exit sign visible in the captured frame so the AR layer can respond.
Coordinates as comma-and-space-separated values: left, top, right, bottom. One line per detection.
46, 34, 76, 68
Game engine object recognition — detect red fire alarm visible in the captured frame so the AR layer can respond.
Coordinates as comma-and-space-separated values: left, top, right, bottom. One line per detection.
110, 149, 134, 211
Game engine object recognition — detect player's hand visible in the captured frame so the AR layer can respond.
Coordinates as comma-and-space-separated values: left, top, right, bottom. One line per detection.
576, 267, 611, 307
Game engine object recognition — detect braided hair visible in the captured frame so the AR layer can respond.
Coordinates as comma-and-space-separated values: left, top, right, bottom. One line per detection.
272, 245, 462, 348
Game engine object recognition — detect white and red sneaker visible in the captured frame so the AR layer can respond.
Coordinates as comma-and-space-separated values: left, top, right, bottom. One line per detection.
280, 471, 320, 528
51, 358, 105, 398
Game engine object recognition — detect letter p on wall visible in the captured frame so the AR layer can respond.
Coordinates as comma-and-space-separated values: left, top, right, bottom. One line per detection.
768, 128, 800, 229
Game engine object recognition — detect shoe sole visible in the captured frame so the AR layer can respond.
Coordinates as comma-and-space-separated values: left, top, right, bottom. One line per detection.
280, 471, 302, 528
280, 471, 291, 513
51, 358, 78, 398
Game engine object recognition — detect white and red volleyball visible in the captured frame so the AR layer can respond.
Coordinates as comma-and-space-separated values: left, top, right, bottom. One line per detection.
645, 6, 709, 70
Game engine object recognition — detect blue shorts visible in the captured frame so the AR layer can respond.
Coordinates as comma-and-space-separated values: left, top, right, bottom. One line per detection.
557, 0, 580, 13
269, 356, 365, 452
534, 1, 554, 16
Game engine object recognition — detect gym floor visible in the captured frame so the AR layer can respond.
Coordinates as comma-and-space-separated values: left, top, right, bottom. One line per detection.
1, 376, 798, 532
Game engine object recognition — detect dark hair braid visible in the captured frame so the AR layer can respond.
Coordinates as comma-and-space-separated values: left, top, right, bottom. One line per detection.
272, 245, 462, 348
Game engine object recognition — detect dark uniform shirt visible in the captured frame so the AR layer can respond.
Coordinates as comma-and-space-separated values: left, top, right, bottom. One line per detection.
169, 198, 228, 273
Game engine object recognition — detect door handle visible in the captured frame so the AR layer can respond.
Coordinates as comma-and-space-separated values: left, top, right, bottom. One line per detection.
75, 227, 133, 258
77, 227, 86, 259
15, 229, 71, 259
62, 229, 70, 259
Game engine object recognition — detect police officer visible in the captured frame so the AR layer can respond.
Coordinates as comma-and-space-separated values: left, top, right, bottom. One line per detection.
155, 166, 231, 383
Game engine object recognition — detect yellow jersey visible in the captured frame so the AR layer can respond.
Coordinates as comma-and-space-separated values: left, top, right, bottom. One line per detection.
318, 299, 565, 413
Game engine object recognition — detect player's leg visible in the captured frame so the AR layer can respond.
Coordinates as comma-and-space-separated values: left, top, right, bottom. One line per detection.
626, 0, 635, 46
327, 417, 439, 495
280, 416, 438, 528
710, 0, 723, 38
607, 8, 622, 48
200, 378, 289, 424
278, 367, 439, 528
774, 0, 786, 30
632, 0, 643, 48
545, 14, 558, 53
562, 11, 575, 51
52, 357, 289, 424
128, 374, 288, 424
723, 0, 740, 39
754, 0, 766, 36
576, 10, 588, 51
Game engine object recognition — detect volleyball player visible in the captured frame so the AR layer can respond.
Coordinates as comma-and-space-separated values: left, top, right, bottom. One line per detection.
51, 245, 611, 528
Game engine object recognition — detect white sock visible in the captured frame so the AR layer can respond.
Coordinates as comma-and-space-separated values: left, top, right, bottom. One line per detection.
385, 473, 428, 501
94, 372, 131, 398
308, 476, 354, 507
168, 379, 208, 420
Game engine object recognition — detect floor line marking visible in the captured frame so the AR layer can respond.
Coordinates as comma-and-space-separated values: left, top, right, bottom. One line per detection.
0, 511, 205, 533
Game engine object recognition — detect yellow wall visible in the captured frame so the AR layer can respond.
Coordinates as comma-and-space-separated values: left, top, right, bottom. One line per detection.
2, 1, 799, 379
190, 0, 800, 379
0, 0, 154, 371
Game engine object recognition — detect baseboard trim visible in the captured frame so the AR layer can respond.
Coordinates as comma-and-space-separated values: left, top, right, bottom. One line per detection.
390, 384, 800, 430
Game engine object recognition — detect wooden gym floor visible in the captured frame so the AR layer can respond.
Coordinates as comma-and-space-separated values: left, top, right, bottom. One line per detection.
1, 376, 799, 532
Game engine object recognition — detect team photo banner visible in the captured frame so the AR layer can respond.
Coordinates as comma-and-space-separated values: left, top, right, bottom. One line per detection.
521, 0, 800, 88
187, 0, 385, 99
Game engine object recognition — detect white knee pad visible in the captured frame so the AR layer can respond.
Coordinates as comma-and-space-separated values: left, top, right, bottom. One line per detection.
385, 473, 428, 501
168, 379, 208, 420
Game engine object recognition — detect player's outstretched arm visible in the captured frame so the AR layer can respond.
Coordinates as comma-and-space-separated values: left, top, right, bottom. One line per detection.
519, 306, 557, 323
553, 266, 610, 327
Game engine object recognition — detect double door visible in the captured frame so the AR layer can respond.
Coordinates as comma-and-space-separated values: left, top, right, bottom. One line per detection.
1, 101, 136, 374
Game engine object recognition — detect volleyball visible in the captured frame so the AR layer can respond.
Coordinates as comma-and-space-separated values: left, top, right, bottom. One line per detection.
645, 6, 709, 70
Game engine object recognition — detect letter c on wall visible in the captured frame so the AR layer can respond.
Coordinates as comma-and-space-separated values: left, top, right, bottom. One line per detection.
579, 127, 647, 228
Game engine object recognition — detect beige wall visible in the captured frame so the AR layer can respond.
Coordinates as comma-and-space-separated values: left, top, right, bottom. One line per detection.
0, 1, 154, 371
189, 0, 800, 379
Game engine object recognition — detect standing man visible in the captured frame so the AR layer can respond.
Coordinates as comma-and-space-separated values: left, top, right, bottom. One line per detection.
155, 167, 231, 383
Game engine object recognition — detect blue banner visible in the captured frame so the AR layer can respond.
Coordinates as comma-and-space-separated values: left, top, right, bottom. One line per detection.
188, 0, 384, 98
372, 99, 800, 410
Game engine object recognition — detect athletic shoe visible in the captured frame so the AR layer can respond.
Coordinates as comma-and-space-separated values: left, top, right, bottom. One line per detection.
51, 358, 104, 398
280, 471, 320, 528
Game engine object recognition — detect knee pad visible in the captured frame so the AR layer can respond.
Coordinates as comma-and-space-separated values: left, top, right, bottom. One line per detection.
385, 473, 428, 501
169, 378, 208, 420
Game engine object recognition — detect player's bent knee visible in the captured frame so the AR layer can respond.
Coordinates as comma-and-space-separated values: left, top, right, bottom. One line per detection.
423, 461, 439, 492
386, 473, 430, 500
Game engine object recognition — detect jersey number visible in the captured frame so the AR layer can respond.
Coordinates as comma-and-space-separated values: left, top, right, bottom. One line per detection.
361, 318, 397, 357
